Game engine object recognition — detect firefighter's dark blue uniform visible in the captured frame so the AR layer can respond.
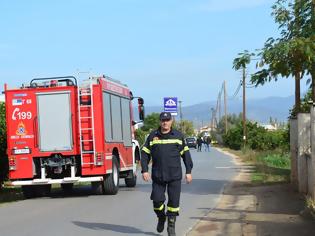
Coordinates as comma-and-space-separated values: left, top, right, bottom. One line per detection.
141, 128, 193, 217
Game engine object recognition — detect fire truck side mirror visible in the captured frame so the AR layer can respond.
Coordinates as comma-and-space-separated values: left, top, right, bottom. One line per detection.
138, 98, 145, 121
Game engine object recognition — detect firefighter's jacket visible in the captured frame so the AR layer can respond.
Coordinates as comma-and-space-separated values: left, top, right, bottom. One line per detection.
141, 128, 193, 182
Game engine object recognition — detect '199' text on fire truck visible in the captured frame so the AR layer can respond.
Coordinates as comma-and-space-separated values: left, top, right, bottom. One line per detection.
4, 75, 145, 198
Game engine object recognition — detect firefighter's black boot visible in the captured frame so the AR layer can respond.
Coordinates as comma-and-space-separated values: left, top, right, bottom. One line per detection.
156, 215, 166, 233
167, 216, 176, 236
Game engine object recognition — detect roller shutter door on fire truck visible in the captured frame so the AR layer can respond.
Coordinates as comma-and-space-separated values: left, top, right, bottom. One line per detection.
37, 91, 73, 151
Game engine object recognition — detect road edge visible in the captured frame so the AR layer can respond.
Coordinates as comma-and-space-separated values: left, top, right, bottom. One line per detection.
185, 147, 242, 235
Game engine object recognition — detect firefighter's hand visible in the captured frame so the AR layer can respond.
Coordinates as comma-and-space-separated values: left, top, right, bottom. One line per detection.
185, 174, 192, 184
142, 172, 151, 182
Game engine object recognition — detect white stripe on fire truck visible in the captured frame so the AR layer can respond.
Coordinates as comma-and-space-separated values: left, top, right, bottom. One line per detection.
106, 156, 112, 160
120, 167, 133, 171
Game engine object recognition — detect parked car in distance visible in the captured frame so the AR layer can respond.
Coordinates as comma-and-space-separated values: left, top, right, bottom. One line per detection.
185, 137, 197, 149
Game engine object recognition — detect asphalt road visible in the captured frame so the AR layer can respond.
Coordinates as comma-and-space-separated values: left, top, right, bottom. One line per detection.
0, 147, 237, 236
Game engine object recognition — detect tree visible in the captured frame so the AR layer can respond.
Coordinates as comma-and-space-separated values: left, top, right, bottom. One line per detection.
174, 120, 195, 137
251, 0, 315, 114
141, 112, 160, 132
217, 113, 243, 135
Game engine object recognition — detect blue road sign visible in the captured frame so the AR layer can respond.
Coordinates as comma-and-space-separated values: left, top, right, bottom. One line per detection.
164, 97, 178, 116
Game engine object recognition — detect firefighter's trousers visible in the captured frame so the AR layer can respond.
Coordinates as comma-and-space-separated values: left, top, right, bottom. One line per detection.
151, 179, 181, 217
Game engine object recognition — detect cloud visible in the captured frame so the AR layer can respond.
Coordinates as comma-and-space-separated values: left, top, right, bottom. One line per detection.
198, 0, 273, 12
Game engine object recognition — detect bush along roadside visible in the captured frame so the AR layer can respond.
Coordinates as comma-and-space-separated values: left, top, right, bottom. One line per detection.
219, 119, 290, 184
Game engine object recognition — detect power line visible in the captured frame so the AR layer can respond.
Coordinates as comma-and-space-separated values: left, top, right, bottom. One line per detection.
230, 80, 242, 99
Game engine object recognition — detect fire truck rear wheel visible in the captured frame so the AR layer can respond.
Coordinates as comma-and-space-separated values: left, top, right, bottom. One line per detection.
103, 156, 119, 195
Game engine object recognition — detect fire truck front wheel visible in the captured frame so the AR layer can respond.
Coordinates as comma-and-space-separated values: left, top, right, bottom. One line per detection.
103, 156, 119, 195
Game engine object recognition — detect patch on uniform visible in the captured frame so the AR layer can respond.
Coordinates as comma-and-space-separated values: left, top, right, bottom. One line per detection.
153, 137, 159, 141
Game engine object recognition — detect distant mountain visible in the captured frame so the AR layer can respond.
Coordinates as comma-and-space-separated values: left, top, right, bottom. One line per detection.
135, 96, 295, 126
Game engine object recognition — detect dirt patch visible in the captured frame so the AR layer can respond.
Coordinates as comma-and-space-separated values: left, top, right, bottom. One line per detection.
187, 148, 315, 236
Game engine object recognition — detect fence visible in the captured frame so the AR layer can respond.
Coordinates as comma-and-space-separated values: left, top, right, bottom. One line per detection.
291, 107, 315, 199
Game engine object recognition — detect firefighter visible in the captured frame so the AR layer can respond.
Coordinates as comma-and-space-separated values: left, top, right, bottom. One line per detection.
141, 112, 193, 236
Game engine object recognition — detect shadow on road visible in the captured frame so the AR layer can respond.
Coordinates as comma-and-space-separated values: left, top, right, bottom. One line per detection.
181, 179, 229, 195
73, 221, 160, 235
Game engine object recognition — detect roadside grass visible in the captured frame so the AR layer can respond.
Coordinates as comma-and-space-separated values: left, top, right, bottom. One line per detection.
217, 145, 290, 185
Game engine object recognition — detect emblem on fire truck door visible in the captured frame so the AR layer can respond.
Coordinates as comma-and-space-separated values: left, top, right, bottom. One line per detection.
16, 122, 27, 136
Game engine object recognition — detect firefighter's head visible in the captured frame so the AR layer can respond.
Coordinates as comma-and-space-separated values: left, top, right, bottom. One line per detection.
159, 112, 173, 133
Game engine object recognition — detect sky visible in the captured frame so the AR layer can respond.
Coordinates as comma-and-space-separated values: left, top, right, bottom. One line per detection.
0, 0, 310, 106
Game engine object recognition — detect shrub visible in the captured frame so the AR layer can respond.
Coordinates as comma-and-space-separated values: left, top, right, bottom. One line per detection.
223, 120, 289, 151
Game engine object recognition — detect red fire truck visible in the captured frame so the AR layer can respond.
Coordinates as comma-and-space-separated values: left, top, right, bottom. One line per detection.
4, 75, 144, 198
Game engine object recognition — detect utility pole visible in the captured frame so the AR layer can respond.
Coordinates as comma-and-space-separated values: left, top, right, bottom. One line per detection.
224, 80, 228, 134
211, 108, 215, 130
179, 100, 183, 133
218, 92, 221, 122
242, 68, 247, 147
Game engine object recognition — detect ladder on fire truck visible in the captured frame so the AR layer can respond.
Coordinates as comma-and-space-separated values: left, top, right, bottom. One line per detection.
78, 84, 96, 166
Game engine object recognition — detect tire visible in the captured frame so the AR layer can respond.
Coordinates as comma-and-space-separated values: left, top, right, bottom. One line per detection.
91, 181, 104, 195
61, 183, 74, 194
36, 185, 52, 197
21, 185, 51, 198
22, 186, 35, 199
39, 184, 51, 197
103, 156, 119, 195
125, 171, 137, 187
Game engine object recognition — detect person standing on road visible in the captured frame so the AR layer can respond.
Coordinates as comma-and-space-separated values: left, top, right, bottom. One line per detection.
141, 112, 193, 236
197, 136, 202, 152
205, 136, 211, 152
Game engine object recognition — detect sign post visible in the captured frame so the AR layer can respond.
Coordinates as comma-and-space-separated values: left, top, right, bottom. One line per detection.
164, 97, 178, 116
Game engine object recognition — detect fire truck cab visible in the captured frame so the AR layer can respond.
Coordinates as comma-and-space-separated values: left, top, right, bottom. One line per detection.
4, 75, 144, 198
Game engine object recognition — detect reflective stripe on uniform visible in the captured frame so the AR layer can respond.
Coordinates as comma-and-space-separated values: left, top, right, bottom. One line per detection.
149, 139, 183, 146
154, 204, 164, 211
167, 206, 180, 212
142, 146, 151, 154
180, 146, 190, 155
